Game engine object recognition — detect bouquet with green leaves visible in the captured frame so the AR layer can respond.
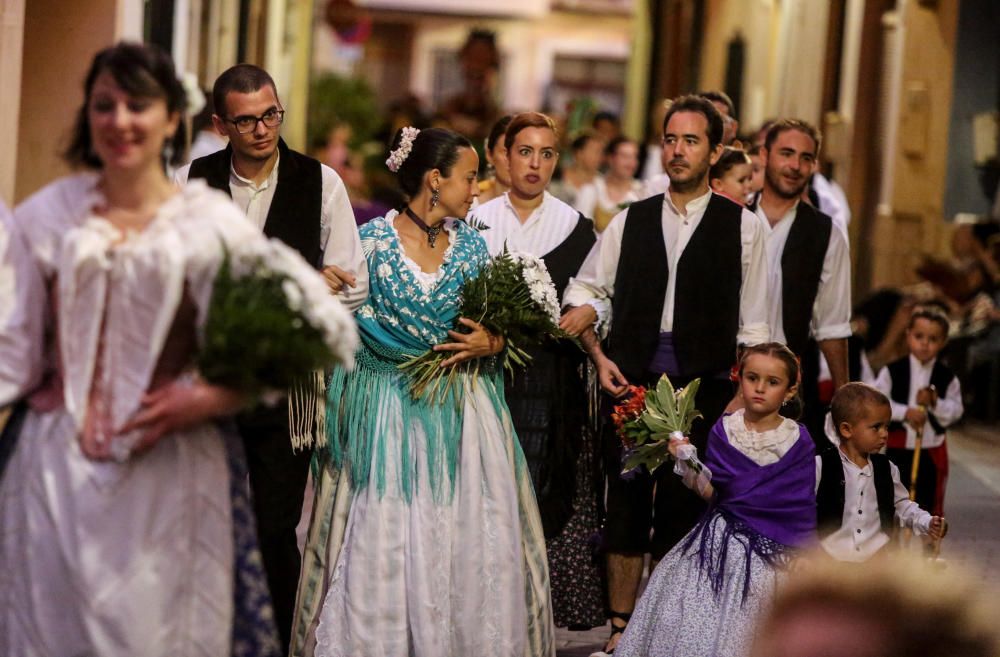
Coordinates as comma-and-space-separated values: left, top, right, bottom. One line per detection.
198, 239, 358, 394
399, 248, 566, 402
613, 375, 704, 475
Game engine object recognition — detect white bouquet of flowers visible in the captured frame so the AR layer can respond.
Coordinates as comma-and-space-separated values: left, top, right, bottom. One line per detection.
400, 247, 568, 402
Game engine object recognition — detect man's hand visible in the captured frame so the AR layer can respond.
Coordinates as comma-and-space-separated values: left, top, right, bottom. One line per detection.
596, 355, 629, 397
322, 265, 357, 294
558, 304, 597, 337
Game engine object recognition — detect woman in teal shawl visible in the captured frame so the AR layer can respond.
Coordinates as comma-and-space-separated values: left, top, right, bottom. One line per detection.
292, 128, 554, 657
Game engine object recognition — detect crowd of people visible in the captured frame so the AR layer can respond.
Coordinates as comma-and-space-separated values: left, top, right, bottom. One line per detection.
1, 38, 998, 657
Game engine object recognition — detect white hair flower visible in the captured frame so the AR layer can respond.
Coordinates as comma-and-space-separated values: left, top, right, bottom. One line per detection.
386, 126, 420, 172
179, 72, 205, 117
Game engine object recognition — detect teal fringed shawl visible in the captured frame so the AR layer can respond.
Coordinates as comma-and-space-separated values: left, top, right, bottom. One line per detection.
324, 213, 500, 503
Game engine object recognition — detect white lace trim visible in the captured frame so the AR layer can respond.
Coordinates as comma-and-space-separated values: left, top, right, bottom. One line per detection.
723, 410, 800, 466
383, 210, 459, 293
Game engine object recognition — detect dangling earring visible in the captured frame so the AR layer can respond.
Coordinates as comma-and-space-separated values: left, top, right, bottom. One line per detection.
431, 187, 439, 209
162, 141, 175, 168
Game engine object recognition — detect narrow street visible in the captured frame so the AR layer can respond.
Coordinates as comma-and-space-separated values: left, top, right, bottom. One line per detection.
555, 423, 1000, 656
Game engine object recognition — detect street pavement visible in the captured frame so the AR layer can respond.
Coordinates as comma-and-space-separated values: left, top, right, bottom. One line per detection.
555, 422, 1000, 656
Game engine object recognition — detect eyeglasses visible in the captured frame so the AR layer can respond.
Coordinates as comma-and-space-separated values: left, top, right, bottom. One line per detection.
225, 108, 285, 134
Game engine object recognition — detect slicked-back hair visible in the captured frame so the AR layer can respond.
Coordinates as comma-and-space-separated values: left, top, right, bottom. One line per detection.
212, 64, 278, 119
764, 118, 822, 155
391, 127, 473, 199
830, 382, 890, 436
662, 95, 724, 150
65, 41, 188, 169
504, 112, 558, 152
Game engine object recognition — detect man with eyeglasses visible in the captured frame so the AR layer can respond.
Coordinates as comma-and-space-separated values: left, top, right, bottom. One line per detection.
175, 63, 367, 654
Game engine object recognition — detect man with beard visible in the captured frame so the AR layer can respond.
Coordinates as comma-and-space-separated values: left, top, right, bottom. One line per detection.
175, 64, 367, 654
752, 119, 851, 445
562, 95, 769, 656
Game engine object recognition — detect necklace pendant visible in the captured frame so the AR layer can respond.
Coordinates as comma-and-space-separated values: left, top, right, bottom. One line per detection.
427, 226, 442, 248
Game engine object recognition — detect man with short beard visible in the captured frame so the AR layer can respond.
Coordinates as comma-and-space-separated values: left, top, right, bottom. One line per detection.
562, 94, 769, 655
752, 119, 851, 445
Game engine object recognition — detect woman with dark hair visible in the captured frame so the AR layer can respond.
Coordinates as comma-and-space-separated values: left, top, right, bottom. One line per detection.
574, 135, 642, 231
292, 127, 555, 657
0, 41, 338, 656
550, 131, 605, 207
476, 113, 513, 205
472, 111, 607, 631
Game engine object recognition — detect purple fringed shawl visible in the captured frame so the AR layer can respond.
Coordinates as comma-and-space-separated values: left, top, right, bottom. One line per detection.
682, 415, 817, 600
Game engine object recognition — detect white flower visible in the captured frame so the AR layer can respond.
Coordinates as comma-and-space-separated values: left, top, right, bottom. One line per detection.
376, 262, 393, 279
407, 325, 421, 338
281, 279, 303, 312
375, 239, 390, 252
358, 305, 375, 319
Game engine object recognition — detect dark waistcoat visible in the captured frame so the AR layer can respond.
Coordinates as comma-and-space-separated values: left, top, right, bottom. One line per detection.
816, 447, 895, 538
187, 138, 324, 268
609, 192, 743, 381
885, 357, 956, 436
779, 202, 833, 357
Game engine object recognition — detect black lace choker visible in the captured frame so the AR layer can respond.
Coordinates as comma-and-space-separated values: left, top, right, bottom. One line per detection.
404, 207, 444, 247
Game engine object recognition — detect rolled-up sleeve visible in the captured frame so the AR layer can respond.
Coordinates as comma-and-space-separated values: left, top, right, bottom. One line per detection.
811, 224, 852, 341
737, 209, 770, 345
562, 208, 627, 337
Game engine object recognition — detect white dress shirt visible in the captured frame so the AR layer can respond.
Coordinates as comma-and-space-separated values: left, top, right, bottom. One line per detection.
817, 448, 932, 562
472, 191, 610, 328
563, 188, 770, 346
175, 153, 368, 311
872, 355, 964, 449
572, 176, 642, 220
754, 201, 852, 345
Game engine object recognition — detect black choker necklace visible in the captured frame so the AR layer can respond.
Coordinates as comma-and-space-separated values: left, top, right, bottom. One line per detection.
404, 207, 444, 247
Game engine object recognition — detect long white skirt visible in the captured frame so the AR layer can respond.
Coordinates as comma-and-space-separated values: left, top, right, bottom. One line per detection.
312, 380, 554, 657
0, 408, 235, 657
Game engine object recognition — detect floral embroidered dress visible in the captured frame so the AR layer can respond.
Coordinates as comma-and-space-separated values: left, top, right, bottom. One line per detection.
0, 174, 287, 656
292, 211, 555, 657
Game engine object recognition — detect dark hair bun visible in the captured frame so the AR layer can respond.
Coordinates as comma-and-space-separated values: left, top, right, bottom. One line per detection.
390, 127, 473, 198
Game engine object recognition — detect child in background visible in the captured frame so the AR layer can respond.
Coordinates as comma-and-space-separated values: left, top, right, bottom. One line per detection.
816, 383, 947, 562
609, 343, 816, 657
709, 146, 754, 206
873, 307, 963, 516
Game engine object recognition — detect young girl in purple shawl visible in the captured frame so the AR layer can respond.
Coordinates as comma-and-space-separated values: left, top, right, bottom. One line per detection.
611, 343, 817, 657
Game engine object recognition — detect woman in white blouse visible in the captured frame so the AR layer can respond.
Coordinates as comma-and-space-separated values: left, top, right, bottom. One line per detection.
0, 42, 327, 656
573, 136, 642, 232
472, 112, 608, 630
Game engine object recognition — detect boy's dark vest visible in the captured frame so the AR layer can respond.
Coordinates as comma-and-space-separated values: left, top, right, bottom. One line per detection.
816, 447, 895, 537
885, 357, 956, 437
187, 138, 324, 268
608, 192, 743, 381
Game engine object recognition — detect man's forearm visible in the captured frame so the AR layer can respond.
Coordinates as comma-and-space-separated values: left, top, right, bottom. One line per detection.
580, 326, 606, 363
819, 337, 849, 390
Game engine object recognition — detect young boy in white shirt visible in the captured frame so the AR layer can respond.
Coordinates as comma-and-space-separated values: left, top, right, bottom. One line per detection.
873, 306, 963, 516
816, 383, 946, 562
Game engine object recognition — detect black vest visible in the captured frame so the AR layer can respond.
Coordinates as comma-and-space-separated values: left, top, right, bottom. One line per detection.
816, 447, 895, 538
780, 203, 833, 357
609, 192, 743, 381
544, 214, 596, 299
187, 138, 325, 268
886, 357, 955, 436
